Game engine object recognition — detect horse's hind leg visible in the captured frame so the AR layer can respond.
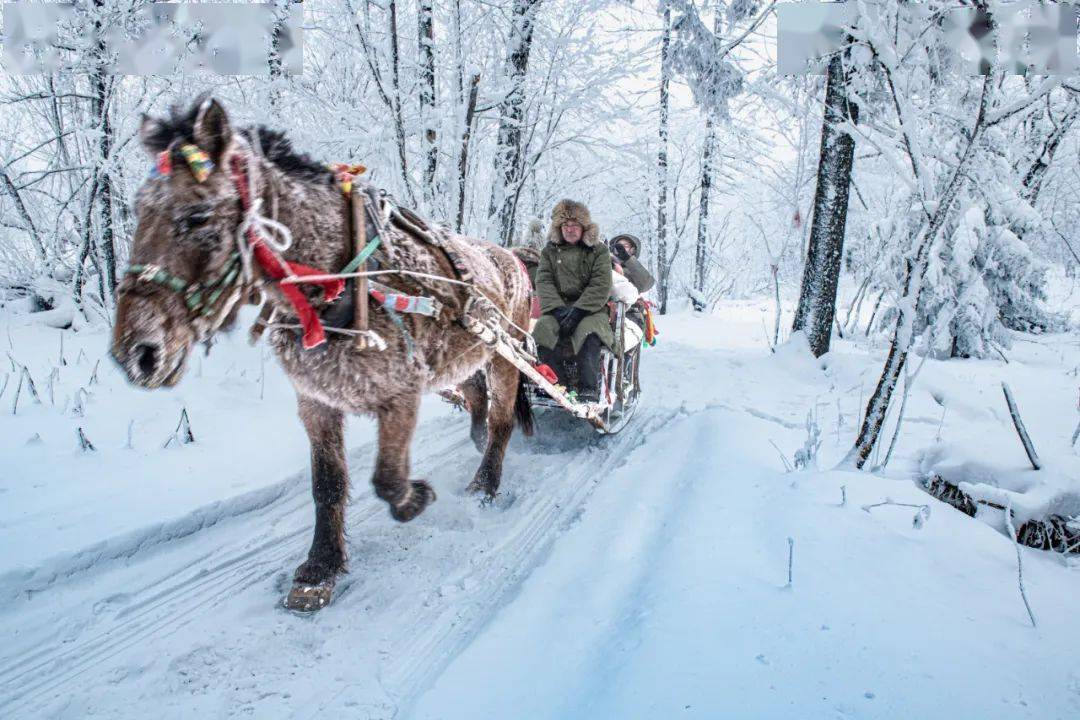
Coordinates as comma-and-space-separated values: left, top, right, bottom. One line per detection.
467, 357, 518, 498
459, 371, 488, 453
373, 391, 436, 522
288, 395, 348, 611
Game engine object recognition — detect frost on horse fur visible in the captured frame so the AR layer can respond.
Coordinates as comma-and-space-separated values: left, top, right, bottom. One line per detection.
110, 97, 533, 611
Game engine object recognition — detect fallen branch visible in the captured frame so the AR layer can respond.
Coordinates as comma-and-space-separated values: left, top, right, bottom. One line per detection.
1001, 382, 1041, 470
861, 498, 931, 528
924, 474, 1079, 555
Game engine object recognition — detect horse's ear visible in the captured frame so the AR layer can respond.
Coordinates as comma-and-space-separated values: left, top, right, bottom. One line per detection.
192, 98, 232, 164
139, 114, 169, 155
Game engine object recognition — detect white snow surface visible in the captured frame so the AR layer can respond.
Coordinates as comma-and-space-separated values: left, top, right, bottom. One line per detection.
1, 299, 1079, 718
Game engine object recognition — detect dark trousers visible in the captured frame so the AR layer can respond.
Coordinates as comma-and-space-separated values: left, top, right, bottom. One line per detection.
539, 333, 603, 396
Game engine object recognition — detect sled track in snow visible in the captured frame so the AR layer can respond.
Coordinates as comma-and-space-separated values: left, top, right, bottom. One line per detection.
0, 406, 681, 717
375, 407, 679, 717
0, 420, 471, 714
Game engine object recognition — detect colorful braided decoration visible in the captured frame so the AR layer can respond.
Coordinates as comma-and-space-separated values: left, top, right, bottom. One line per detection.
330, 163, 367, 195
149, 143, 215, 183
180, 144, 214, 182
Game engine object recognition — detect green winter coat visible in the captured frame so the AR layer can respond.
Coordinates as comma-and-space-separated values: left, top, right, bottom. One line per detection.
532, 241, 614, 354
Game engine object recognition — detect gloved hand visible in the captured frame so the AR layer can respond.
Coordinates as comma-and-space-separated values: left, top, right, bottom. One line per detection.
611, 242, 631, 263
558, 307, 588, 336
550, 306, 573, 324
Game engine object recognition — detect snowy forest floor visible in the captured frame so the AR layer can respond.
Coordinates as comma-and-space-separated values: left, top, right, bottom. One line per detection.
1, 298, 1079, 719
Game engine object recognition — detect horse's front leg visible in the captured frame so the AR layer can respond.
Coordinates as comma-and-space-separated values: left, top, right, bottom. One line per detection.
373, 391, 437, 522
286, 395, 348, 612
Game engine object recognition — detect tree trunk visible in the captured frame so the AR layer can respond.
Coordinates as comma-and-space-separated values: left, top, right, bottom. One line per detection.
845, 79, 989, 468
418, 0, 437, 202
791, 53, 858, 357
1020, 106, 1078, 204
456, 73, 481, 233
0, 169, 47, 263
91, 0, 117, 298
694, 112, 715, 297
387, 0, 416, 206
656, 3, 673, 313
268, 0, 293, 108
488, 0, 541, 246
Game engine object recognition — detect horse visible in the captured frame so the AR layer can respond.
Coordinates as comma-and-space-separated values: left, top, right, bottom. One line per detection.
111, 97, 534, 611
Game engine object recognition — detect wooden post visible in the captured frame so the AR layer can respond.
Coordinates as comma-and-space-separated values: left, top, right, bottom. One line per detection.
351, 188, 369, 340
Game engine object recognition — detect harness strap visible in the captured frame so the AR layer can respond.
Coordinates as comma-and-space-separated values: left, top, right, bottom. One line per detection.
229, 154, 344, 349
340, 235, 381, 275
369, 281, 441, 317
126, 253, 242, 318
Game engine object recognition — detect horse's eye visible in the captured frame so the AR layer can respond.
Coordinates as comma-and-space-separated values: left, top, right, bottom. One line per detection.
168, 203, 220, 252
173, 203, 216, 237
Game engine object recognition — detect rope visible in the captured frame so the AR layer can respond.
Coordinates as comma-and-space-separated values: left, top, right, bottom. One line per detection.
278, 268, 533, 345
256, 319, 388, 350
232, 135, 294, 284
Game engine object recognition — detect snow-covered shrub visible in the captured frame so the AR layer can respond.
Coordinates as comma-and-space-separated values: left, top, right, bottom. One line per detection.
918, 195, 1063, 358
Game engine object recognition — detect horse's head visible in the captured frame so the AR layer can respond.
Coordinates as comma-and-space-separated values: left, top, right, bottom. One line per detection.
112, 97, 247, 388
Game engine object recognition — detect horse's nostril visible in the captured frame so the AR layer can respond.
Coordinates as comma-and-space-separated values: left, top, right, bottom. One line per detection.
134, 343, 160, 377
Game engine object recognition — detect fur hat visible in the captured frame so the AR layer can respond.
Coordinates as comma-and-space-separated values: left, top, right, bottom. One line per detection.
523, 219, 545, 250
609, 233, 641, 258
548, 199, 599, 247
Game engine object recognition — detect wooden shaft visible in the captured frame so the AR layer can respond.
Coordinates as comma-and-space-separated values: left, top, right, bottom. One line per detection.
351, 187, 369, 337
459, 313, 604, 429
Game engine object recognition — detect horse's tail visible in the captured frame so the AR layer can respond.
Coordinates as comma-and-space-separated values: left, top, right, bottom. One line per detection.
515, 374, 535, 437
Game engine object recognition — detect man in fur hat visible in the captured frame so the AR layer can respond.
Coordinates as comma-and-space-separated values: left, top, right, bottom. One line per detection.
532, 199, 613, 401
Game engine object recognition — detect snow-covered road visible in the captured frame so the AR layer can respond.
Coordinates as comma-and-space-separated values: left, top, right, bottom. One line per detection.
2, 307, 1079, 718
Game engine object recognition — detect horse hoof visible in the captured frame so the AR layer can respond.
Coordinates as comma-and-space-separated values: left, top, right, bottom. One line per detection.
466, 478, 497, 499
390, 480, 436, 522
284, 579, 335, 612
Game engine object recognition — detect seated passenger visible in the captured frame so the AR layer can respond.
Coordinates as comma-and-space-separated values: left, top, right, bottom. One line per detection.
609, 233, 655, 336
532, 200, 613, 402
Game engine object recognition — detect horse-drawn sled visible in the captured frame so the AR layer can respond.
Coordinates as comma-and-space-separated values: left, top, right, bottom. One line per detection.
111, 96, 649, 611
442, 288, 645, 436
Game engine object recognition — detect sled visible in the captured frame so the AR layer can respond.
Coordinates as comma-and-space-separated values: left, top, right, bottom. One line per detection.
518, 301, 643, 435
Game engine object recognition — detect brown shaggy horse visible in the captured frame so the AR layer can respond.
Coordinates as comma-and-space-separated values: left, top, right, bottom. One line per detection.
111, 97, 533, 611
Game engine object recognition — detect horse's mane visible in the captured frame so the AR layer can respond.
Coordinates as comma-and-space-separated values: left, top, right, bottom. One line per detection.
142, 100, 334, 186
